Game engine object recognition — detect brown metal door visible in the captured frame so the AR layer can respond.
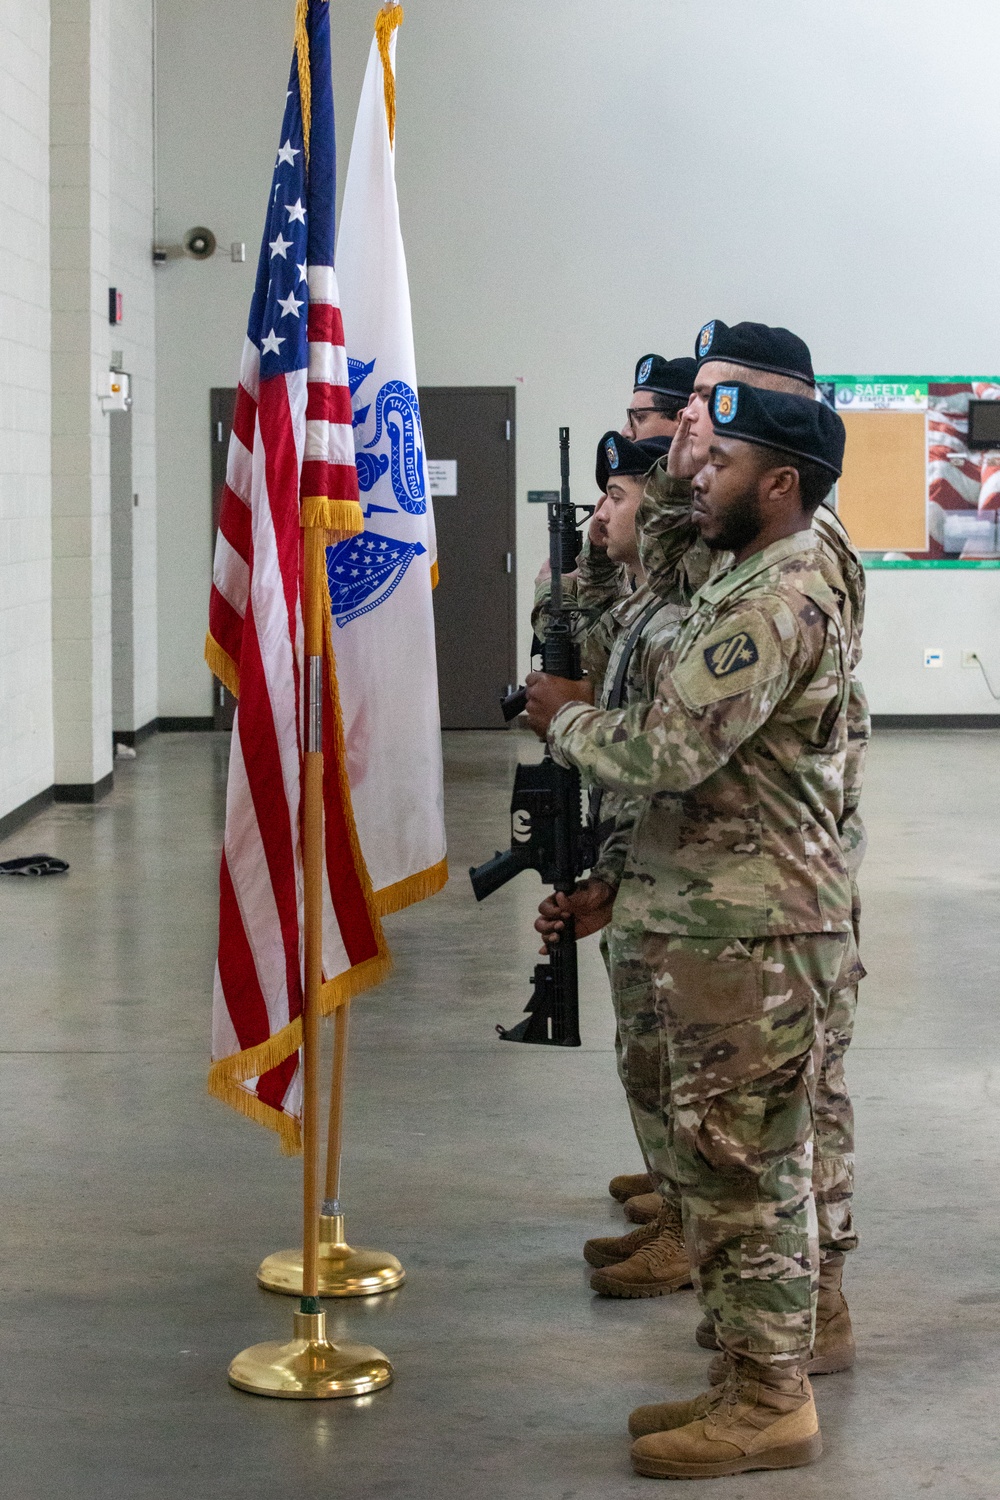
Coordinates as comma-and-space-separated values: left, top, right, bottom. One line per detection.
210, 387, 238, 731
418, 386, 517, 729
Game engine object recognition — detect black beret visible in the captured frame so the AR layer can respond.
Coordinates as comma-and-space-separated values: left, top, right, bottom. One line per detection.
633, 354, 697, 401
596, 431, 671, 492
710, 382, 845, 476
695, 319, 814, 387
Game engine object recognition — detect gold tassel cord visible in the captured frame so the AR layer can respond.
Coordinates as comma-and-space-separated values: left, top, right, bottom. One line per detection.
375, 3, 404, 147
294, 0, 312, 166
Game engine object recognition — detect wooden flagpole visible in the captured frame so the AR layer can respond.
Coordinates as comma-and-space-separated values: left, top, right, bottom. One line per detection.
323, 1000, 350, 1210
301, 525, 328, 1304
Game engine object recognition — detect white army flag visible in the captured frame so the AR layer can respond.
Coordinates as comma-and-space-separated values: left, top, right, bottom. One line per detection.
330, 9, 447, 911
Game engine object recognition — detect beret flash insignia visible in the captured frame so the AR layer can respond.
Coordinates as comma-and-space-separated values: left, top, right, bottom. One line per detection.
704, 631, 759, 678
637, 356, 653, 385
714, 384, 738, 423
605, 436, 619, 470
698, 320, 716, 358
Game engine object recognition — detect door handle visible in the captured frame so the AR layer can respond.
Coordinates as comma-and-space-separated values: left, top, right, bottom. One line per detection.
505, 552, 513, 573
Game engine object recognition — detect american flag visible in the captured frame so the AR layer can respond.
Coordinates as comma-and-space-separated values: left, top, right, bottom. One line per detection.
206, 0, 389, 1151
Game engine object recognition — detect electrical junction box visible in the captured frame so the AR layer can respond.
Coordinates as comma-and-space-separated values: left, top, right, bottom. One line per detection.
99, 370, 131, 413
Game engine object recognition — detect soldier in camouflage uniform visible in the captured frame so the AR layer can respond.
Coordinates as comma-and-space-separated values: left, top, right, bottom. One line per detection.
604, 324, 868, 1349
658, 323, 868, 1369
527, 383, 854, 1478
531, 358, 703, 1237
533, 423, 709, 1293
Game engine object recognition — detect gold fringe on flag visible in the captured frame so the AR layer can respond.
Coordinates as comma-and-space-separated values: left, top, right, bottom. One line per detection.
375, 3, 404, 147
373, 857, 448, 917
208, 1017, 306, 1154
300, 496, 365, 537
205, 631, 241, 701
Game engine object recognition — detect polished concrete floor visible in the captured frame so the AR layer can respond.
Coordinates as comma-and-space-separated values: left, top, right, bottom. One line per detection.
1, 727, 999, 1498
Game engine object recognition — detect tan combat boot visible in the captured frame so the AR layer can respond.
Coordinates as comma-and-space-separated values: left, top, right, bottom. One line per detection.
630, 1360, 822, 1479
590, 1207, 692, 1298
623, 1191, 662, 1224
806, 1252, 855, 1375
629, 1356, 736, 1438
584, 1214, 666, 1269
609, 1171, 656, 1204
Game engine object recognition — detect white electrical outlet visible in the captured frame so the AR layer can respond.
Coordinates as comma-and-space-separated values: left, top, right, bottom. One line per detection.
924, 648, 943, 668
962, 650, 979, 669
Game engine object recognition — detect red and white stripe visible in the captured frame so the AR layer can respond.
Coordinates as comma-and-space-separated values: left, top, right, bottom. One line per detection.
208, 268, 384, 1146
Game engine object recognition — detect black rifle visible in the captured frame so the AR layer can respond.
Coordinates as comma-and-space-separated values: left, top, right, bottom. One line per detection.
470, 427, 594, 1046
500, 448, 593, 722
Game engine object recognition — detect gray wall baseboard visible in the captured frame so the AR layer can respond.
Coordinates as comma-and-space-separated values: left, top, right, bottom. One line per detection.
156, 716, 215, 732
112, 719, 158, 749
54, 772, 115, 805
872, 714, 1000, 729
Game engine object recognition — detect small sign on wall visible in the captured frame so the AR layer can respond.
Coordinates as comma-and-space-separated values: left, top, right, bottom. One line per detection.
427, 459, 457, 496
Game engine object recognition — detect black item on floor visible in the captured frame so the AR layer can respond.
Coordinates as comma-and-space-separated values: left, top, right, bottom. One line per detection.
0, 854, 69, 877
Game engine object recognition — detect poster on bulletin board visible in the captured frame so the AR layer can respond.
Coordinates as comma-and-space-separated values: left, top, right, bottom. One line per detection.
817, 376, 1000, 567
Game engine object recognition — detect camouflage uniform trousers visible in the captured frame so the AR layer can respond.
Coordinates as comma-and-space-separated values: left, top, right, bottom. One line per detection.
641, 929, 864, 1366
598, 926, 681, 1214
812, 885, 865, 1260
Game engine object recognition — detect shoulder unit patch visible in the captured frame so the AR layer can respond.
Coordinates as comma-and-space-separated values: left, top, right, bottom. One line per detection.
672, 608, 785, 710
704, 631, 758, 677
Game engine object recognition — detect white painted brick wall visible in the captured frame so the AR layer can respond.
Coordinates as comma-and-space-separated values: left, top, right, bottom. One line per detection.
109, 0, 157, 733
50, 0, 114, 787
0, 4, 54, 819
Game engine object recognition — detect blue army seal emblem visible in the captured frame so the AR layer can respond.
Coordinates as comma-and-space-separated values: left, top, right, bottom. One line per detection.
637, 356, 653, 385
605, 435, 619, 470
698, 320, 716, 358
704, 631, 759, 678
714, 384, 739, 423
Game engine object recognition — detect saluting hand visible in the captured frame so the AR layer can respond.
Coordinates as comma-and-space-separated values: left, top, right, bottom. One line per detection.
524, 672, 593, 738
535, 879, 615, 951
666, 407, 699, 480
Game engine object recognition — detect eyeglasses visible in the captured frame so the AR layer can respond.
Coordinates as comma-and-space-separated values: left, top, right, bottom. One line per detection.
625, 405, 661, 424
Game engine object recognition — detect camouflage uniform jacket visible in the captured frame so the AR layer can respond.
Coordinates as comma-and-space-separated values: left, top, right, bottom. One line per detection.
532, 513, 708, 879
641, 468, 870, 881
549, 530, 854, 938
586, 585, 688, 878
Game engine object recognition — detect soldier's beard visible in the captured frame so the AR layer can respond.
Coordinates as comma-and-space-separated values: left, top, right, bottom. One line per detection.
702, 486, 763, 553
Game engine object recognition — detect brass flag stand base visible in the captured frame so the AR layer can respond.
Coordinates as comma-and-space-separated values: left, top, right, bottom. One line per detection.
229, 1303, 393, 1399
257, 1211, 406, 1297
